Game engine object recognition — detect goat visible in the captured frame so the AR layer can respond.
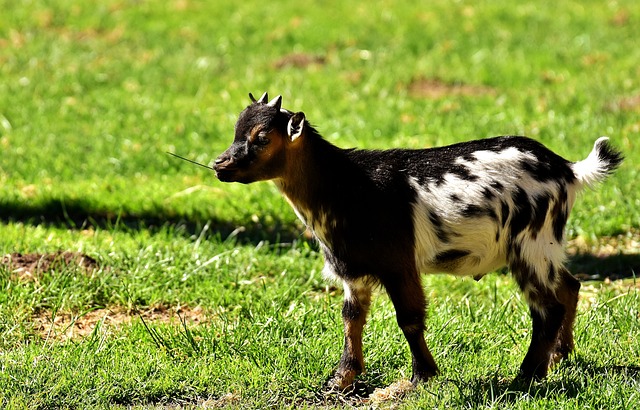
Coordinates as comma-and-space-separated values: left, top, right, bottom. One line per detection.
213, 92, 623, 388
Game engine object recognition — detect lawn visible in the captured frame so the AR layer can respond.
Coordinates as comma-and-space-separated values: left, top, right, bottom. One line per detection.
1, 0, 639, 408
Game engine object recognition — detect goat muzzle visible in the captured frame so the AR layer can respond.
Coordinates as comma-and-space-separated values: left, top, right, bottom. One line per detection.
213, 156, 239, 181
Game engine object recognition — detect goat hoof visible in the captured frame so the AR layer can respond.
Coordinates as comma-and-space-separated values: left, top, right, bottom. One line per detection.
410, 370, 438, 386
518, 364, 548, 382
550, 351, 566, 367
551, 344, 574, 366
324, 370, 357, 393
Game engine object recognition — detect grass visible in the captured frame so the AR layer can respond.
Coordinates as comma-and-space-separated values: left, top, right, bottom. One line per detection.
1, 0, 639, 408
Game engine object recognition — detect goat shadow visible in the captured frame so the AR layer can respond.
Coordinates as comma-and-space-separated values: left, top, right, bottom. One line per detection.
312, 358, 640, 407
0, 197, 304, 244
311, 253, 639, 406
448, 358, 640, 407
2, 197, 639, 267
567, 251, 640, 282
2, 196, 639, 279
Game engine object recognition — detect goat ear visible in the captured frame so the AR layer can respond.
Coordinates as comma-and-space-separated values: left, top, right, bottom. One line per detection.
287, 112, 305, 141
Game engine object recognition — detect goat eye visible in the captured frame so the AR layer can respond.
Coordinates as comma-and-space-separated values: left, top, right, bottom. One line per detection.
256, 136, 270, 146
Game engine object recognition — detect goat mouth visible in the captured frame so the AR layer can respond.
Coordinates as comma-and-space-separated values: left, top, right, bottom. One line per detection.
215, 168, 240, 182
215, 170, 233, 181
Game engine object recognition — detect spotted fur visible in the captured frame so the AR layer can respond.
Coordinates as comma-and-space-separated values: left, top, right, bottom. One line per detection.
214, 93, 623, 387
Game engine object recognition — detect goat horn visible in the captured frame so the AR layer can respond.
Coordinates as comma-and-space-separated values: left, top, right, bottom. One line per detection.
267, 95, 282, 111
257, 92, 269, 104
249, 93, 257, 103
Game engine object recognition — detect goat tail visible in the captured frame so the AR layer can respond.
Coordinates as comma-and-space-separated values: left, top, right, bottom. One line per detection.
571, 137, 623, 188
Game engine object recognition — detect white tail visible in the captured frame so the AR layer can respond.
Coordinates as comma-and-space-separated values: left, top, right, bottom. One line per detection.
571, 137, 623, 188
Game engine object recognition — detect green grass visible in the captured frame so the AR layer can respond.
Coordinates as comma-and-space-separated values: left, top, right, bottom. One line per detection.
1, 0, 639, 408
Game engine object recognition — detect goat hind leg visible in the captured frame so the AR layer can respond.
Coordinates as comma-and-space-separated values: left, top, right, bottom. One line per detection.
520, 300, 565, 380
551, 267, 581, 364
515, 265, 567, 380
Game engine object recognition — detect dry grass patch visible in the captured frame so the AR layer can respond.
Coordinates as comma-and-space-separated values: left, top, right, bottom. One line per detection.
407, 77, 496, 99
607, 95, 640, 112
568, 229, 640, 257
33, 305, 208, 341
273, 53, 326, 69
1, 251, 100, 281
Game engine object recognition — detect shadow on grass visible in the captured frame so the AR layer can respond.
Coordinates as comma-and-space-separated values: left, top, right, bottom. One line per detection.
0, 197, 305, 245
310, 382, 377, 408
306, 370, 394, 407
1, 197, 638, 279
568, 252, 640, 281
448, 357, 640, 407
305, 357, 640, 407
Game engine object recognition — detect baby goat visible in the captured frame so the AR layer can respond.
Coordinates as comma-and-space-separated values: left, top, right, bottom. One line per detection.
213, 93, 623, 388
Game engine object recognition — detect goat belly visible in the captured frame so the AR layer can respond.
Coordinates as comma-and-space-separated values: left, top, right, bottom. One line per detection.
312, 197, 418, 281
411, 203, 507, 276
410, 183, 507, 276
319, 208, 418, 280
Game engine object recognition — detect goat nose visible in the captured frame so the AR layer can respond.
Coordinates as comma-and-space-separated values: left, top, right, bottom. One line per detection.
214, 155, 235, 170
214, 155, 231, 166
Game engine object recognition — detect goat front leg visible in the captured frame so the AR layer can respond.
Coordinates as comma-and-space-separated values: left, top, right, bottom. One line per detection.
327, 279, 372, 391
383, 272, 439, 385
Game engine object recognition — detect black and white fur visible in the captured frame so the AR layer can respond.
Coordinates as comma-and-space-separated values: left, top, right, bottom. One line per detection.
214, 93, 623, 388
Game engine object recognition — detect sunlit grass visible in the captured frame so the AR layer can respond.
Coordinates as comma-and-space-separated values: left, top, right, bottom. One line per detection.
1, 0, 639, 408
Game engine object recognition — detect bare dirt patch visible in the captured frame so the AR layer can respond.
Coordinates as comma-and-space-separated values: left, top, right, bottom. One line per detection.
407, 77, 496, 99
607, 95, 640, 112
33, 305, 208, 341
273, 53, 326, 69
610, 9, 631, 26
1, 251, 100, 281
